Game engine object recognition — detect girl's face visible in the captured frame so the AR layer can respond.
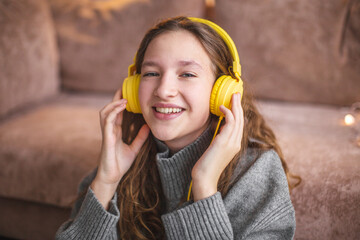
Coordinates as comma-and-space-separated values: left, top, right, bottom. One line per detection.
139, 30, 216, 152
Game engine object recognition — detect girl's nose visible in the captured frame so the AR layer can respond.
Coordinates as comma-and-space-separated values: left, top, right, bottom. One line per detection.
154, 73, 178, 99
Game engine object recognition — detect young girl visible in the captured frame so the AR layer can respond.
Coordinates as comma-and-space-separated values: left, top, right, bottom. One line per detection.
56, 16, 298, 239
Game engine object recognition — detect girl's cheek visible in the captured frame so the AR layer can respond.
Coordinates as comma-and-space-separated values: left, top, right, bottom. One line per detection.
138, 84, 147, 105
139, 81, 149, 95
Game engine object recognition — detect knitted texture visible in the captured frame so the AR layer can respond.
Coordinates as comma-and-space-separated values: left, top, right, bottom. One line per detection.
56, 127, 295, 239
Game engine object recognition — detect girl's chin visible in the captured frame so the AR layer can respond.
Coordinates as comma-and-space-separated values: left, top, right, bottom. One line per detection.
148, 118, 211, 148
151, 128, 200, 151
151, 130, 176, 142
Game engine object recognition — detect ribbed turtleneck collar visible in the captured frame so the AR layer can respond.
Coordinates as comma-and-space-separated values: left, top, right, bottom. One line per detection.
154, 126, 213, 212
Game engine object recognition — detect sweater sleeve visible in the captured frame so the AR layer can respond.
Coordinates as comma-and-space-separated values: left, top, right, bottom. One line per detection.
55, 169, 120, 240
161, 149, 296, 240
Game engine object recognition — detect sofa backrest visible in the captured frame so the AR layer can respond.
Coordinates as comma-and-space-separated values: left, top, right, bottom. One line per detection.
50, 0, 206, 93
215, 0, 360, 106
0, 0, 59, 119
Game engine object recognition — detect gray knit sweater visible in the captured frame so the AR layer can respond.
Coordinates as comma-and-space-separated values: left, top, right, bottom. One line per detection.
56, 127, 295, 239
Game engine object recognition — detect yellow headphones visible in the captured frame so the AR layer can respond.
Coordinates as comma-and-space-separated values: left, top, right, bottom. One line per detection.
122, 17, 243, 117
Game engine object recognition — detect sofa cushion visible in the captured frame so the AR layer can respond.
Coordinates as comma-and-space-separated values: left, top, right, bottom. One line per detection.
0, 93, 111, 207
0, 197, 70, 240
50, 0, 205, 92
215, 0, 360, 106
0, 0, 59, 118
258, 101, 360, 239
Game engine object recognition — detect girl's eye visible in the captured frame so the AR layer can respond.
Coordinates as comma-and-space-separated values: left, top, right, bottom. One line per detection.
143, 72, 159, 77
180, 73, 196, 78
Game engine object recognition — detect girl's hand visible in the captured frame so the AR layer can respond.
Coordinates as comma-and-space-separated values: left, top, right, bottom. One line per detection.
191, 92, 244, 201
91, 89, 150, 208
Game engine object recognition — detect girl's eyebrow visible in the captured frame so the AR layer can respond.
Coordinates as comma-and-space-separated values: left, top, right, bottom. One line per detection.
178, 60, 203, 69
141, 60, 203, 69
142, 61, 159, 68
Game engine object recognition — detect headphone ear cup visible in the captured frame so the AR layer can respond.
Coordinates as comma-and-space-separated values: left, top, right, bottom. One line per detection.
210, 75, 244, 117
122, 74, 142, 113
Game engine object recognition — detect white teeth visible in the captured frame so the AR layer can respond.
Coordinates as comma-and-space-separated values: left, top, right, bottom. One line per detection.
156, 107, 182, 114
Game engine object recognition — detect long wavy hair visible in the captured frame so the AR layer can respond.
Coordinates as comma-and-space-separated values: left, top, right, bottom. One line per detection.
117, 16, 301, 239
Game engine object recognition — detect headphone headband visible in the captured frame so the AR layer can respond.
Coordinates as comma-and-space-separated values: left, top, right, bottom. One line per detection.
188, 17, 241, 80
128, 17, 241, 80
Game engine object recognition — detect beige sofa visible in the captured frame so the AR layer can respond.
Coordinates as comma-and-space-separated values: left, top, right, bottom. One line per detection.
0, 0, 359, 239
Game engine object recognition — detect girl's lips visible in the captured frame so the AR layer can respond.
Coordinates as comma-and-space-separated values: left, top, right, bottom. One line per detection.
153, 103, 184, 109
152, 107, 184, 120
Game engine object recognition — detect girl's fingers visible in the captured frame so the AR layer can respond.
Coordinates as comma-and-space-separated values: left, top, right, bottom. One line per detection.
103, 99, 127, 113
218, 93, 244, 143
220, 105, 234, 123
112, 88, 122, 102
232, 93, 242, 122
115, 105, 125, 126
219, 104, 235, 137
100, 99, 127, 122
104, 104, 126, 133
129, 124, 150, 154
232, 93, 244, 140
101, 88, 123, 121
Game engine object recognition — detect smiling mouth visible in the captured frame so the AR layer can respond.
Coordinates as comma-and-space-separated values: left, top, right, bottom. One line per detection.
153, 107, 184, 114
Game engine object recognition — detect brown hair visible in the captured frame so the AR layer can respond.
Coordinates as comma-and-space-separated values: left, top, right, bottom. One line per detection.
117, 16, 300, 240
